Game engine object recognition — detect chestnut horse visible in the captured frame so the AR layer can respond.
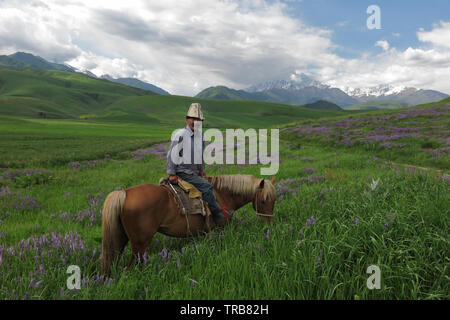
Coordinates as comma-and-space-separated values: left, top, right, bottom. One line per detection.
101, 174, 277, 274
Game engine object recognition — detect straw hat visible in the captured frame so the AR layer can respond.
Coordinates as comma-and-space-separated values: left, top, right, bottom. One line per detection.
186, 103, 204, 120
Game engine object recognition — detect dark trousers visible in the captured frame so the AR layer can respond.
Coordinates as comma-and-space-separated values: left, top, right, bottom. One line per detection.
177, 172, 221, 214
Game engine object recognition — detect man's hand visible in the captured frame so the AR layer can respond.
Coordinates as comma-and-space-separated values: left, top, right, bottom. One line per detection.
200, 170, 207, 178
169, 175, 178, 184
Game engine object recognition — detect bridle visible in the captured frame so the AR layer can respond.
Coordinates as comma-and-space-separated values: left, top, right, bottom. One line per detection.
254, 190, 274, 218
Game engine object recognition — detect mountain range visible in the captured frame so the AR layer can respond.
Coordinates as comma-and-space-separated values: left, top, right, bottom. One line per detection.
99, 75, 170, 95
0, 52, 448, 109
0, 52, 169, 95
0, 52, 76, 73
196, 84, 358, 107
196, 74, 448, 109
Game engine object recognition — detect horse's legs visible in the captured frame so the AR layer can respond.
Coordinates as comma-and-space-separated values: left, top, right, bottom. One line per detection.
115, 232, 129, 263
126, 230, 157, 270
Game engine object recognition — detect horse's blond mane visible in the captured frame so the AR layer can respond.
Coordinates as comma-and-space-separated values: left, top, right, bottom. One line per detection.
211, 174, 276, 201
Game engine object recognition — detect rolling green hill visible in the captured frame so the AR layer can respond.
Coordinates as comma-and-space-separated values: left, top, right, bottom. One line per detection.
102, 94, 350, 128
0, 68, 154, 118
0, 68, 351, 127
195, 86, 258, 101
301, 100, 342, 111
107, 77, 170, 95
0, 55, 29, 69
0, 67, 360, 167
0, 52, 76, 72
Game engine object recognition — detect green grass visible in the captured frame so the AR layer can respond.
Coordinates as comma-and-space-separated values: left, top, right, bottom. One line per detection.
0, 68, 153, 119
0, 115, 172, 167
0, 68, 351, 124
0, 68, 359, 168
0, 139, 448, 299
0, 71, 449, 300
281, 98, 450, 170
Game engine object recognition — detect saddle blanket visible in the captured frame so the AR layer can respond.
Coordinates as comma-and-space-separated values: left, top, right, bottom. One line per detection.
159, 177, 211, 217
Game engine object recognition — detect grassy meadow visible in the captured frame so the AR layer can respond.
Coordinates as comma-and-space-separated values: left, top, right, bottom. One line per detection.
0, 68, 351, 168
0, 70, 449, 300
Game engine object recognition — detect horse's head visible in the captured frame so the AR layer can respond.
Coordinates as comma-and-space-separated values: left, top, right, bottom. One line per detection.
252, 176, 277, 223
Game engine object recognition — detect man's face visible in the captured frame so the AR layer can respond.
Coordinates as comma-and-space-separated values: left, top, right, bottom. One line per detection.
186, 117, 202, 131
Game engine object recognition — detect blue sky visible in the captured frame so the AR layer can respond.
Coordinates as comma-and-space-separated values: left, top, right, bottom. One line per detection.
0, 0, 449, 95
286, 0, 450, 58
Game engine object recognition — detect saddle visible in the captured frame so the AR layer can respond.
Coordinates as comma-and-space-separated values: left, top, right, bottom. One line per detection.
159, 177, 212, 218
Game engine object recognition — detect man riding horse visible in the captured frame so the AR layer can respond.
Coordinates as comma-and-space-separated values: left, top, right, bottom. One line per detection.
100, 104, 277, 274
166, 103, 234, 226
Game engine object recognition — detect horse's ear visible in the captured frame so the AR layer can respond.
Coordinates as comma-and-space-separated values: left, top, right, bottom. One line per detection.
271, 176, 277, 184
259, 179, 265, 189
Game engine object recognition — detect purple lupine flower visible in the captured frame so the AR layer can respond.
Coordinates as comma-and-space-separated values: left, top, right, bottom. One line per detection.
143, 252, 148, 266
28, 278, 39, 289
303, 167, 315, 174
0, 186, 11, 197
158, 248, 168, 261
306, 216, 317, 227
89, 197, 99, 207
265, 229, 270, 240
316, 244, 323, 265
68, 162, 81, 171
355, 218, 359, 225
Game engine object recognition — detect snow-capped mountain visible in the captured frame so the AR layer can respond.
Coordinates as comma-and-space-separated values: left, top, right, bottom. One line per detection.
198, 73, 448, 108
81, 70, 98, 78
246, 73, 329, 92
341, 84, 409, 98
341, 84, 448, 105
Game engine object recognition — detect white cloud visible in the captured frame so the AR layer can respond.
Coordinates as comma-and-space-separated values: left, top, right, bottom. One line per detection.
316, 22, 450, 95
418, 21, 450, 48
0, 3, 82, 61
0, 1, 449, 95
0, 0, 340, 95
375, 40, 390, 51
322, 45, 450, 94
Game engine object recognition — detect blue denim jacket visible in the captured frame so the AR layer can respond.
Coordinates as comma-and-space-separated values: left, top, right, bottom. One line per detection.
167, 125, 205, 176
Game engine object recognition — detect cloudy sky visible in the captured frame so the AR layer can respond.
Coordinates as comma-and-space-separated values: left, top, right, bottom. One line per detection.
0, 0, 449, 95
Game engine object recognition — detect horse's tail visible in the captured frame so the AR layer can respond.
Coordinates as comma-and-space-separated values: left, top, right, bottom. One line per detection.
101, 190, 127, 275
